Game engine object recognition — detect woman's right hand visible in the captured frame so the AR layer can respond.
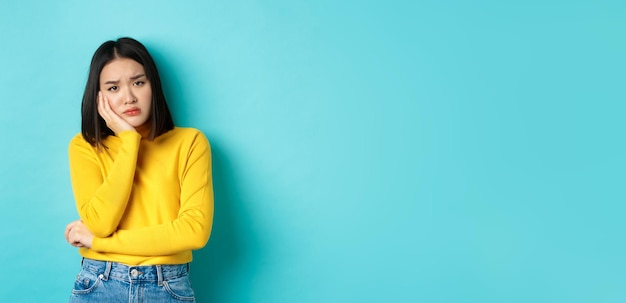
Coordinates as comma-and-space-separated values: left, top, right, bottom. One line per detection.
65, 220, 94, 248
98, 91, 136, 135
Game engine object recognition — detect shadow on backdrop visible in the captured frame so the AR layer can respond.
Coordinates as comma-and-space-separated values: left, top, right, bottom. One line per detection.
150, 43, 250, 301
192, 143, 246, 302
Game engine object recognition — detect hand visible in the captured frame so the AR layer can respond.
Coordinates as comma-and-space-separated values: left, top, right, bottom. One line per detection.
65, 220, 94, 248
98, 91, 136, 135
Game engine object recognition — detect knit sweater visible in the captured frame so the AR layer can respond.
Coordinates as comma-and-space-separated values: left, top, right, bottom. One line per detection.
68, 127, 213, 265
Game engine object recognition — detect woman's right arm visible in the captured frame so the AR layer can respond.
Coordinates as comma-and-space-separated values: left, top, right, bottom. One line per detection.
68, 131, 140, 237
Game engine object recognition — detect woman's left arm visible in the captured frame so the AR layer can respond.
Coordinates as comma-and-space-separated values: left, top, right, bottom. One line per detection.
89, 132, 214, 256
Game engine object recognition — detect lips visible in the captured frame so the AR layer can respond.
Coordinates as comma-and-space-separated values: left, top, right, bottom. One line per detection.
124, 108, 141, 116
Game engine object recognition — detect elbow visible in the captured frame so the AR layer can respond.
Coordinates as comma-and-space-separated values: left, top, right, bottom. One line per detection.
189, 225, 212, 250
91, 228, 114, 238
83, 220, 116, 238
189, 241, 207, 251
79, 204, 119, 238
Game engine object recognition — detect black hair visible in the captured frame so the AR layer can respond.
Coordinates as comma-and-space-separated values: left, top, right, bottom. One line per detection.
81, 37, 174, 148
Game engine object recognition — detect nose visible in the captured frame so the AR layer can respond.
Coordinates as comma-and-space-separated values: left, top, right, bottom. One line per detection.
124, 87, 137, 104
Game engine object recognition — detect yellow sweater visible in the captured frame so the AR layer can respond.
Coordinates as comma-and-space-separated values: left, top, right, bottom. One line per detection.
68, 127, 213, 265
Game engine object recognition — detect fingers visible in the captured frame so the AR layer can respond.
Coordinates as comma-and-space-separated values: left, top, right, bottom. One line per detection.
65, 220, 88, 247
65, 220, 80, 242
97, 92, 104, 115
97, 92, 111, 124
66, 220, 94, 249
68, 226, 81, 246
97, 92, 108, 126
97, 91, 135, 135
101, 92, 113, 116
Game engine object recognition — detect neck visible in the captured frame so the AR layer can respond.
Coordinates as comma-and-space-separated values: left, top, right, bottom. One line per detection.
136, 123, 151, 138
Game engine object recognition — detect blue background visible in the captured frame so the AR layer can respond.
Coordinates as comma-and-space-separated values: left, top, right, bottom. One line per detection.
1, 1, 624, 302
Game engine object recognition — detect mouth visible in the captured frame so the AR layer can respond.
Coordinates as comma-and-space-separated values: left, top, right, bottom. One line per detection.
124, 108, 141, 116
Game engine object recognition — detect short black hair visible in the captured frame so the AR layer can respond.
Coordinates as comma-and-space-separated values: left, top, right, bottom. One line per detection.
81, 37, 174, 148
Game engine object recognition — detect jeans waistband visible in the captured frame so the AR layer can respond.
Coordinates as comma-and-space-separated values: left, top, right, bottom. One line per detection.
80, 258, 190, 285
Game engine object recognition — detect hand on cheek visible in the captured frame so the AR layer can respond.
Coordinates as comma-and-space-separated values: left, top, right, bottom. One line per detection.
98, 91, 136, 135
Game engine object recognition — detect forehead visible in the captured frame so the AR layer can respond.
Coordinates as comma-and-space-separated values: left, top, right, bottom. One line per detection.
100, 58, 146, 81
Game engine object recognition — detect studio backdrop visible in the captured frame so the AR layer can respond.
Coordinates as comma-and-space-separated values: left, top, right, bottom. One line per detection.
0, 1, 625, 302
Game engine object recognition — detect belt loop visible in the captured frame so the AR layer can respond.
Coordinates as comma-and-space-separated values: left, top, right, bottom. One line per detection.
187, 263, 190, 273
101, 261, 112, 281
156, 265, 164, 286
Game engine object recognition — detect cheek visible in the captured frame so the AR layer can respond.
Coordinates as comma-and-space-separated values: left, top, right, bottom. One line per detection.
141, 89, 153, 102
141, 91, 153, 110
105, 96, 126, 115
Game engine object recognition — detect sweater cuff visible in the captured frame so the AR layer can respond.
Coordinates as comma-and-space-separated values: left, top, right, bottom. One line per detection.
91, 237, 106, 252
117, 130, 141, 140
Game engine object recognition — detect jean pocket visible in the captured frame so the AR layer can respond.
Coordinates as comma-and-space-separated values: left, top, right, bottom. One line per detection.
71, 269, 103, 295
162, 275, 195, 301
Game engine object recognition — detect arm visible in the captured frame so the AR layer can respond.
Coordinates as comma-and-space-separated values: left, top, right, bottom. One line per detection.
68, 131, 141, 237
91, 132, 214, 256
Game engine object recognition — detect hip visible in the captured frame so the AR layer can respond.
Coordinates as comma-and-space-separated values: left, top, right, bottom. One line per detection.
69, 258, 195, 303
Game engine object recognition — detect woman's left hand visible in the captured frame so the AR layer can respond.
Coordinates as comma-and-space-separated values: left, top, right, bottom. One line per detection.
65, 220, 94, 248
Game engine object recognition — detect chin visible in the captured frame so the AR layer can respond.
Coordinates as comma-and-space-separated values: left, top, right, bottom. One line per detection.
126, 118, 149, 128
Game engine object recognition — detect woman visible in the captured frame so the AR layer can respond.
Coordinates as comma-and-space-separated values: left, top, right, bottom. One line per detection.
64, 37, 213, 302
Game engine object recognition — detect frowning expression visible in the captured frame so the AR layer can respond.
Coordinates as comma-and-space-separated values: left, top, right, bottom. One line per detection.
99, 58, 152, 127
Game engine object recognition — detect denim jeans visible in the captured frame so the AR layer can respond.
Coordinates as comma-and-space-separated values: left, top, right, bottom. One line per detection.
69, 258, 195, 303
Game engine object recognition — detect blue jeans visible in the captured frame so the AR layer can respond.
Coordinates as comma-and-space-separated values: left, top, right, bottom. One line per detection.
69, 258, 196, 303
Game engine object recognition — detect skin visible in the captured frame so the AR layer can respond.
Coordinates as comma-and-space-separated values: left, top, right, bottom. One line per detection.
98, 57, 153, 133
65, 58, 153, 248
65, 220, 92, 248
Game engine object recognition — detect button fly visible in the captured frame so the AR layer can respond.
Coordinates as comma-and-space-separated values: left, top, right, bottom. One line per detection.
130, 269, 139, 277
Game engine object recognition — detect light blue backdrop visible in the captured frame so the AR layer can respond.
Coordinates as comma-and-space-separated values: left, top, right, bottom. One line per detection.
1, 1, 624, 302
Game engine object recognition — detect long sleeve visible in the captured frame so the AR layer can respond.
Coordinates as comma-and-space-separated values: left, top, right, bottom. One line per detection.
68, 131, 141, 237
91, 131, 214, 256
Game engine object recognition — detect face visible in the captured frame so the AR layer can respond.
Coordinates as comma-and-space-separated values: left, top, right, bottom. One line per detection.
99, 58, 152, 128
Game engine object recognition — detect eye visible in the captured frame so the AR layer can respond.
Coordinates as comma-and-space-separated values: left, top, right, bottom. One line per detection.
134, 81, 145, 86
107, 86, 118, 92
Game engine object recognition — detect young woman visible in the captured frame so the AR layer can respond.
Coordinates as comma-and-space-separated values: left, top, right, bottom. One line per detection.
64, 37, 213, 303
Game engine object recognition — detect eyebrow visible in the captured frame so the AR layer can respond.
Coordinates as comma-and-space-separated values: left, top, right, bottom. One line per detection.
103, 74, 147, 85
